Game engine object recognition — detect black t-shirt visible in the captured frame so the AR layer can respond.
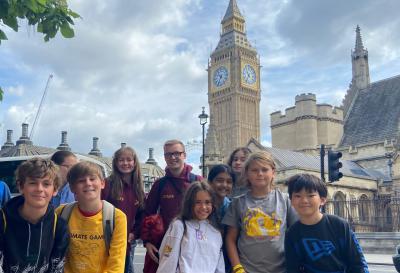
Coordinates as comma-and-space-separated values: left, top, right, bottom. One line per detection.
284, 214, 369, 273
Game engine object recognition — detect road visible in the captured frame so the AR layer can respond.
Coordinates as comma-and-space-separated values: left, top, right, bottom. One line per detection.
132, 245, 397, 273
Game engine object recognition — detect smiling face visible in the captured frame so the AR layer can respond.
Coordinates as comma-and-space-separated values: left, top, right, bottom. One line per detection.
164, 143, 186, 173
116, 150, 135, 175
209, 172, 233, 200
231, 150, 248, 174
193, 190, 213, 221
246, 160, 275, 191
19, 175, 57, 210
71, 174, 105, 203
291, 189, 326, 224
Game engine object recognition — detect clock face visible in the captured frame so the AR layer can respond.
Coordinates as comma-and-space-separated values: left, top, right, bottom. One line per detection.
213, 66, 228, 87
242, 64, 256, 85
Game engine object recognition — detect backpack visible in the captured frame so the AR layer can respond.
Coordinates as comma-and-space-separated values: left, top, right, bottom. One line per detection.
59, 200, 115, 255
157, 172, 198, 196
1, 209, 58, 238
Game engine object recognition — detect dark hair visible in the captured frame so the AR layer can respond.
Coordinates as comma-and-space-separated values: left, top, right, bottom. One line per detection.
207, 164, 236, 185
227, 147, 251, 168
108, 146, 145, 208
286, 173, 328, 199
50, 150, 77, 165
179, 181, 215, 222
16, 157, 61, 190
68, 161, 103, 187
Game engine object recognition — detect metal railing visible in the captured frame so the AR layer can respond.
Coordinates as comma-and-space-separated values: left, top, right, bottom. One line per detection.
325, 196, 400, 232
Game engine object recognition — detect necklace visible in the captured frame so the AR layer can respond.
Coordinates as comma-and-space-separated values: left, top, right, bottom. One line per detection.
195, 220, 208, 241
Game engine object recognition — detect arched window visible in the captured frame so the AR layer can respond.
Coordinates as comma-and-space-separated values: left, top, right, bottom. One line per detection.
333, 192, 346, 218
358, 194, 369, 222
386, 207, 392, 225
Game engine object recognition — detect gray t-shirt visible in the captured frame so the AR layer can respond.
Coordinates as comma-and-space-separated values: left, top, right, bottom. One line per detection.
222, 189, 298, 273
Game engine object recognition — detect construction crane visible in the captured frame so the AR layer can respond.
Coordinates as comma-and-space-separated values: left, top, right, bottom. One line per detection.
29, 74, 53, 140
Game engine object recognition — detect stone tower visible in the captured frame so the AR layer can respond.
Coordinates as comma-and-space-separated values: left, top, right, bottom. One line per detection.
270, 93, 343, 154
207, 0, 261, 158
343, 25, 370, 118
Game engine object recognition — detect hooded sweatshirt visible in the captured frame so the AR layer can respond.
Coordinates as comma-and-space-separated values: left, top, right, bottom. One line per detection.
0, 195, 69, 273
144, 164, 202, 229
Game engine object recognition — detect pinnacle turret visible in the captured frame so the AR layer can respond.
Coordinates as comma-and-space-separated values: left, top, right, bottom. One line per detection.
222, 0, 244, 23
355, 25, 364, 52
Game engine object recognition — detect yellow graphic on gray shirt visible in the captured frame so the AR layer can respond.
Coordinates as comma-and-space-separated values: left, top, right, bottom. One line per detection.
243, 208, 282, 237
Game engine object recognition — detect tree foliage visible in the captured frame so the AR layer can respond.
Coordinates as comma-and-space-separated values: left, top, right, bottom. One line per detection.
0, 0, 80, 44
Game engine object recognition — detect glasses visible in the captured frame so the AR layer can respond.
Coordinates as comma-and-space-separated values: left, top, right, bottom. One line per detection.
164, 151, 185, 158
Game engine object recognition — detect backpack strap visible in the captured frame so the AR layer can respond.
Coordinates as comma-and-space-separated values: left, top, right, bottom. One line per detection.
59, 202, 77, 223
188, 172, 197, 183
53, 213, 58, 239
102, 200, 115, 255
1, 209, 6, 233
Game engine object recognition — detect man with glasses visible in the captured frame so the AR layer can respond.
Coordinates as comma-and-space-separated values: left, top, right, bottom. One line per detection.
142, 139, 202, 273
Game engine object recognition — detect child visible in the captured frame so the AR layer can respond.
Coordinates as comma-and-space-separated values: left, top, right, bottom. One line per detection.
208, 164, 235, 273
285, 173, 369, 273
227, 147, 251, 197
0, 158, 69, 273
223, 151, 297, 273
102, 146, 145, 273
56, 161, 127, 273
50, 150, 78, 208
157, 181, 225, 273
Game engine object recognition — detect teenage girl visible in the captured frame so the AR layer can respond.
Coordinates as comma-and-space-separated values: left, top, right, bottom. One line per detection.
227, 147, 251, 197
101, 146, 145, 273
157, 181, 225, 273
223, 151, 298, 273
208, 164, 235, 273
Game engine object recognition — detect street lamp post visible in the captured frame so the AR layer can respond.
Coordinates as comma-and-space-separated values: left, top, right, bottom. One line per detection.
198, 107, 208, 178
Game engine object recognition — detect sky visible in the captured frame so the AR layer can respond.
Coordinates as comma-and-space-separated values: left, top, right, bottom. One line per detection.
1, 0, 400, 172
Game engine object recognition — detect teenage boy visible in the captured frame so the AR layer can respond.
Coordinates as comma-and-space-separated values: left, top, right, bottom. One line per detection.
285, 173, 369, 273
0, 158, 69, 273
56, 161, 127, 273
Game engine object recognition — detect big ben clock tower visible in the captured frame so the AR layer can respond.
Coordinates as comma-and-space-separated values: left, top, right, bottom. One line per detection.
207, 0, 261, 159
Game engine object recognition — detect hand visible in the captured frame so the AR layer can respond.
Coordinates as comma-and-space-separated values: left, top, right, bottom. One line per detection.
145, 242, 159, 263
128, 233, 134, 243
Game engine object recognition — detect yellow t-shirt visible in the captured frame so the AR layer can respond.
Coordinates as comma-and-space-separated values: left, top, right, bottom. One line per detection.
56, 204, 127, 273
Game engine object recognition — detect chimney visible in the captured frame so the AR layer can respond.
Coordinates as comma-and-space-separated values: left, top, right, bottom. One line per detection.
121, 142, 127, 148
16, 123, 33, 145
1, 129, 15, 150
88, 137, 102, 157
57, 131, 71, 151
145, 147, 158, 165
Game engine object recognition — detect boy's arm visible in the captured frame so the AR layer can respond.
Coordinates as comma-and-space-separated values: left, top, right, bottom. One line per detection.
106, 209, 127, 273
284, 230, 302, 273
156, 220, 184, 273
345, 225, 369, 273
225, 227, 241, 269
48, 217, 70, 273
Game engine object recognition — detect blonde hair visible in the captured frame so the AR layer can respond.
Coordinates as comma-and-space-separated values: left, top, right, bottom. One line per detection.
242, 151, 276, 187
164, 139, 185, 151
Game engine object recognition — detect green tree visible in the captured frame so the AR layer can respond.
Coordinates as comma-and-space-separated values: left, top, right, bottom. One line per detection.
0, 0, 80, 101
0, 0, 80, 44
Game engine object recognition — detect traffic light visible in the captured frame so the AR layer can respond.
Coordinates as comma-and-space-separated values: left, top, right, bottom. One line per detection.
328, 150, 343, 182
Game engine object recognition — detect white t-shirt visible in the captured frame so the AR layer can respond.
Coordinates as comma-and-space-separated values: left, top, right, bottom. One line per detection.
157, 219, 225, 273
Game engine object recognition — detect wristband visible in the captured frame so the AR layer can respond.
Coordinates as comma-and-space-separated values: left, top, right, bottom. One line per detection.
232, 264, 245, 273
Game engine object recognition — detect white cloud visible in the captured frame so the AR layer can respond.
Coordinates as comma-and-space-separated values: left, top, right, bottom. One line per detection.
1, 0, 400, 167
